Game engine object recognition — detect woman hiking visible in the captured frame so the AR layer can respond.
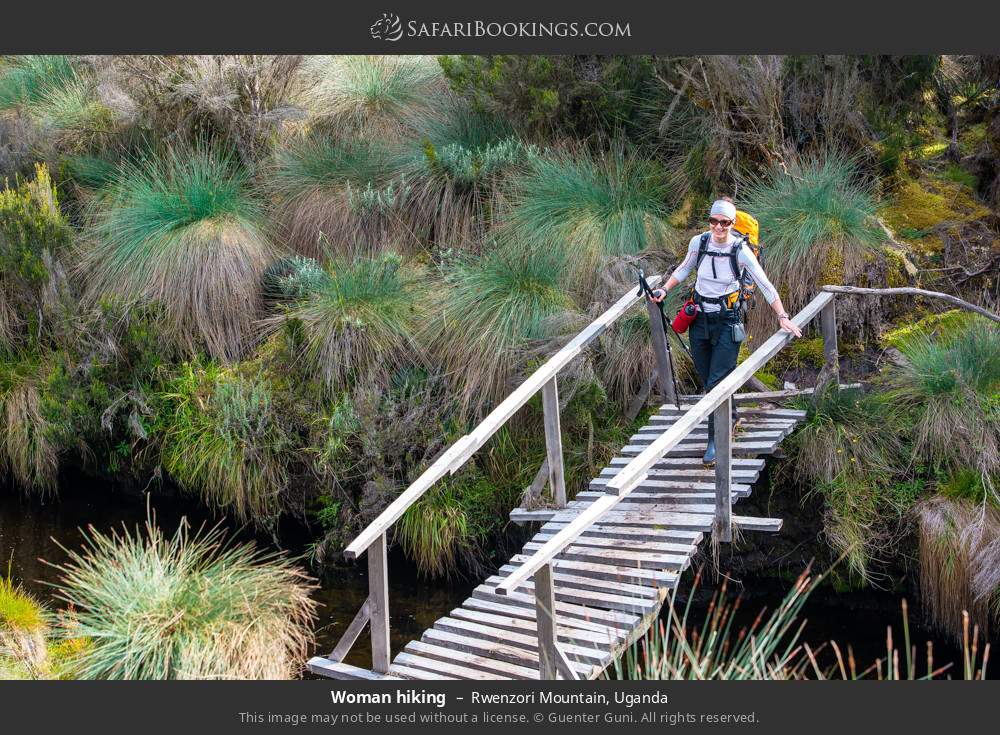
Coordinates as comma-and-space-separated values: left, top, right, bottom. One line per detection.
651, 197, 802, 466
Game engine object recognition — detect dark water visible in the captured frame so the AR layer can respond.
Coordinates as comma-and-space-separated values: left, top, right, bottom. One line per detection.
0, 475, 989, 679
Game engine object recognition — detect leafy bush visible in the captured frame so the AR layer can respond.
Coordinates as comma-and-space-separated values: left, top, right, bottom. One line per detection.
428, 244, 575, 415
505, 146, 675, 290
276, 253, 424, 392
297, 55, 446, 138
740, 154, 884, 306
47, 517, 317, 679
158, 362, 294, 526
82, 145, 275, 361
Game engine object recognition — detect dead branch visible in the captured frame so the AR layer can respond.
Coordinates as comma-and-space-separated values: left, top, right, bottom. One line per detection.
821, 285, 1000, 324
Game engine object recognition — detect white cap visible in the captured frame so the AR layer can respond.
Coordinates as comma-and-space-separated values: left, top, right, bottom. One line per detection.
710, 200, 736, 221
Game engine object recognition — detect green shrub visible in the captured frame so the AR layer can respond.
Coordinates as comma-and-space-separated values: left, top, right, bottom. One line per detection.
82, 145, 275, 361
0, 569, 51, 679
47, 517, 317, 679
0, 354, 58, 496
428, 244, 575, 415
158, 362, 294, 526
741, 154, 884, 305
506, 146, 676, 290
276, 253, 424, 392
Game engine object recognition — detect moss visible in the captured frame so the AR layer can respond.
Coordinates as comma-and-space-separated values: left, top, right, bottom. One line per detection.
818, 245, 845, 287
0, 574, 47, 633
883, 246, 912, 287
880, 308, 973, 349
878, 177, 991, 257
958, 122, 986, 157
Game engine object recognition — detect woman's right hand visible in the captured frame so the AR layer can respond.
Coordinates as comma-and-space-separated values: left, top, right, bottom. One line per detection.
650, 288, 666, 303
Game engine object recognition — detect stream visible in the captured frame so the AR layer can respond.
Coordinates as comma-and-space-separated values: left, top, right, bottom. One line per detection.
1, 472, 988, 679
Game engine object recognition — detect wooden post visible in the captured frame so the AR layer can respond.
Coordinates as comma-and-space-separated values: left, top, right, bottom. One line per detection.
819, 299, 840, 392
645, 298, 676, 405
542, 377, 567, 508
367, 532, 390, 673
534, 563, 558, 680
713, 396, 733, 543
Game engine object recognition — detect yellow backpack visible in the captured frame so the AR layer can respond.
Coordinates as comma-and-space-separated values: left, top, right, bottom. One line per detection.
695, 210, 764, 309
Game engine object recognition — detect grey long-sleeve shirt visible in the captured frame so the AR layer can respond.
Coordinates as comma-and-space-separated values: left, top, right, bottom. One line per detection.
669, 232, 779, 312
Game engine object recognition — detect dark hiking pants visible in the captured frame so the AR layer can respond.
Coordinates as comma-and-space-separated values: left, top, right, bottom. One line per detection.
690, 308, 742, 440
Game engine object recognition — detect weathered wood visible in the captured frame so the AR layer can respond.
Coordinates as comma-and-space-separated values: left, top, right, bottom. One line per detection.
399, 646, 530, 680
450, 607, 623, 647
733, 516, 783, 533
540, 522, 702, 544
472, 586, 639, 629
678, 384, 859, 403
535, 564, 558, 680
306, 658, 399, 680
818, 299, 840, 392
542, 377, 567, 507
519, 542, 690, 572
530, 532, 696, 554
421, 628, 595, 678
821, 285, 1000, 324
368, 532, 390, 674
388, 663, 457, 680
629, 429, 784, 444
496, 564, 661, 600
432, 617, 608, 665
713, 396, 733, 543
328, 598, 370, 663
506, 555, 675, 587
459, 597, 624, 637
620, 439, 779, 457
646, 296, 676, 405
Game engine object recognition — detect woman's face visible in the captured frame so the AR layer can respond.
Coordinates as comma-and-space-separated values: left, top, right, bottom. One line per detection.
708, 215, 733, 242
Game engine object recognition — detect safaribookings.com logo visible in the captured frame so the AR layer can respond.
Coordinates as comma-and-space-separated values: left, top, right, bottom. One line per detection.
370, 13, 631, 41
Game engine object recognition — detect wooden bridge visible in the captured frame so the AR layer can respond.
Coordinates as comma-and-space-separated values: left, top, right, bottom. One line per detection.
307, 280, 844, 681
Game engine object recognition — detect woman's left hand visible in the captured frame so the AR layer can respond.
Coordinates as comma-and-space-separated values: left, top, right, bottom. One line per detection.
779, 317, 802, 338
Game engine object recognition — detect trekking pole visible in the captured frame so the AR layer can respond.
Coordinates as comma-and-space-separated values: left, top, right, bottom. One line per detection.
636, 268, 683, 410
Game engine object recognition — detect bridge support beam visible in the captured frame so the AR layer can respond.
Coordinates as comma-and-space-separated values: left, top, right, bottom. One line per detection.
646, 297, 677, 405
818, 299, 840, 393
542, 377, 567, 508
713, 396, 733, 543
368, 532, 390, 673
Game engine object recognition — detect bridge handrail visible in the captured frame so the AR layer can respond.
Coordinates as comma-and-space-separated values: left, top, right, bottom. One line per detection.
495, 290, 835, 595
344, 275, 663, 560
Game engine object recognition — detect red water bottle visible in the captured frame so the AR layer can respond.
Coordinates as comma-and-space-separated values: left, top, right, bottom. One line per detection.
672, 300, 698, 334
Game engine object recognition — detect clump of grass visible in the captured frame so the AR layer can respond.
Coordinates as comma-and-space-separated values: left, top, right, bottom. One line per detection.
276, 253, 424, 392
889, 320, 1000, 490
740, 154, 884, 305
397, 472, 491, 579
82, 145, 276, 361
45, 514, 317, 679
505, 146, 676, 290
880, 308, 974, 350
428, 244, 576, 415
396, 103, 534, 248
0, 356, 58, 497
1, 568, 50, 677
271, 135, 411, 257
158, 363, 293, 526
786, 386, 906, 579
0, 56, 77, 109
297, 55, 446, 138
916, 495, 1000, 644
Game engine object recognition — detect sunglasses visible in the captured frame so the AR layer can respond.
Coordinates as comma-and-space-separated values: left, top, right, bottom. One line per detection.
708, 217, 733, 227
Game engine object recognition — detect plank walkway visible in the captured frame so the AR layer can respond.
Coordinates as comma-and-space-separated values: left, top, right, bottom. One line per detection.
308, 401, 805, 681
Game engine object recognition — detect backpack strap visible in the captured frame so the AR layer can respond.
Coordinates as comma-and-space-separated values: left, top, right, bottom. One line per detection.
694, 233, 711, 271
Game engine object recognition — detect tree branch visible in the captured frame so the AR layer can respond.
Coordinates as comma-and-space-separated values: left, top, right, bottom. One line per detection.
821, 285, 1000, 324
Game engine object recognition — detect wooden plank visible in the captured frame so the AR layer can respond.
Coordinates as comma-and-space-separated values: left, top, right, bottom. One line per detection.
658, 406, 807, 419
306, 658, 397, 680
629, 430, 785, 444
388, 663, 457, 680
459, 597, 624, 638
497, 563, 661, 600
471, 586, 639, 629
507, 554, 677, 587
511, 508, 557, 524
396, 648, 522, 680
592, 468, 759, 484
540, 522, 702, 544
488, 573, 663, 614
328, 598, 370, 663
450, 607, 623, 648
432, 616, 608, 665
542, 377, 567, 507
580, 490, 750, 505
535, 564, 558, 680
530, 532, 695, 555
538, 507, 716, 531
520, 542, 690, 572
580, 484, 750, 498
821, 299, 840, 387
607, 456, 765, 470
733, 516, 783, 533
619, 440, 779, 457
421, 628, 596, 678
678, 383, 859, 404
714, 396, 733, 543
368, 532, 390, 674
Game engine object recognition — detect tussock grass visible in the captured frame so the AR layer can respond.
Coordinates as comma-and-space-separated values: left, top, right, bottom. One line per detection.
297, 56, 446, 138
45, 515, 317, 679
0, 357, 58, 497
395, 103, 533, 249
916, 496, 1000, 643
276, 254, 424, 392
741, 154, 884, 306
0, 56, 77, 109
271, 135, 412, 257
82, 145, 276, 361
159, 363, 293, 526
889, 320, 1000, 491
786, 386, 906, 579
505, 146, 676, 290
428, 244, 576, 415
1, 569, 50, 678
